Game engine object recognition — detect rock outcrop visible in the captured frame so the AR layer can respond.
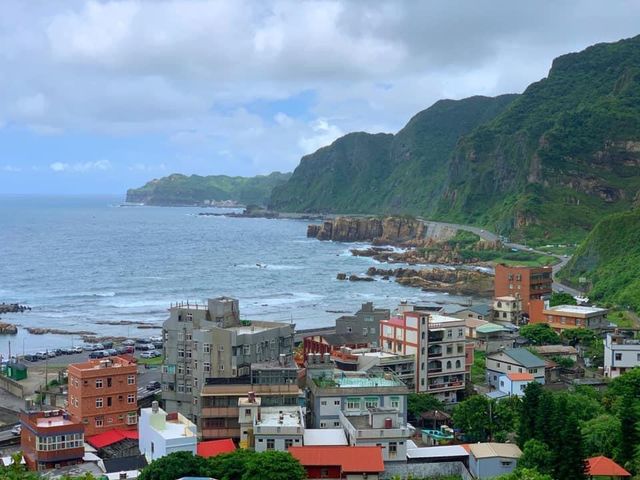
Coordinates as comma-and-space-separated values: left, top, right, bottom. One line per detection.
0, 322, 18, 334
367, 266, 493, 296
307, 216, 458, 246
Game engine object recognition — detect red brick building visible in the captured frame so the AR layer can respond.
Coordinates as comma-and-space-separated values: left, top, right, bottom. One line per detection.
20, 409, 84, 471
494, 264, 552, 316
67, 356, 138, 437
288, 445, 384, 479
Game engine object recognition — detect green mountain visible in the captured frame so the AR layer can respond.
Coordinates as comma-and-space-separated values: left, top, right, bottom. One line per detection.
271, 35, 640, 243
126, 171, 291, 206
559, 208, 640, 311
270, 94, 518, 214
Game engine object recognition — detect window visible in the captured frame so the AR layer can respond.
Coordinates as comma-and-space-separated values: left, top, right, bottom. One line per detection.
107, 397, 112, 407
320, 422, 326, 428
501, 461, 513, 467
447, 329, 452, 338
458, 328, 464, 337
204, 343, 211, 353
219, 364, 224, 371
95, 418, 103, 428
346, 398, 360, 410
177, 383, 184, 393
455, 360, 461, 369
390, 397, 400, 409
204, 362, 211, 372
95, 379, 103, 388
457, 344, 464, 354
321, 400, 327, 406
363, 327, 368, 335
96, 398, 103, 408
446, 361, 452, 369
243, 345, 251, 355
320, 467, 329, 478
127, 375, 135, 385
389, 442, 398, 458
285, 439, 293, 449
127, 412, 137, 425
128, 394, 135, 404
507, 365, 512, 371
266, 439, 275, 450
177, 365, 184, 374
334, 400, 340, 405
364, 397, 378, 409
615, 353, 622, 361
178, 348, 185, 358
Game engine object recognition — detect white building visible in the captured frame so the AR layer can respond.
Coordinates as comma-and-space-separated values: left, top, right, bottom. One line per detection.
493, 296, 522, 325
139, 402, 197, 462
498, 373, 534, 397
604, 333, 640, 378
468, 443, 522, 479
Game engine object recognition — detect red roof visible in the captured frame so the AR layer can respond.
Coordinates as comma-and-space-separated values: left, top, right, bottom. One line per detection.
586, 456, 631, 477
288, 446, 384, 473
197, 439, 236, 458
86, 429, 138, 449
507, 372, 534, 381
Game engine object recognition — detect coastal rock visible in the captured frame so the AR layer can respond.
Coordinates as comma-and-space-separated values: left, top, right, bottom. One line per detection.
0, 322, 18, 334
336, 273, 347, 280
367, 266, 493, 296
307, 216, 458, 246
27, 327, 96, 336
348, 275, 374, 282
0, 303, 31, 314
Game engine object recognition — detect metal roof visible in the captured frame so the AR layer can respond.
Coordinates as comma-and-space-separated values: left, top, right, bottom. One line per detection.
500, 348, 545, 368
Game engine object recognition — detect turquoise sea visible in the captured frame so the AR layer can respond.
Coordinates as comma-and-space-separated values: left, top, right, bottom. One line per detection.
0, 195, 476, 356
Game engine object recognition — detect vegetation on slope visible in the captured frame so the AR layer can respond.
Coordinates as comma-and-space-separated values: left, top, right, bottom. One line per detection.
559, 208, 640, 311
126, 171, 291, 206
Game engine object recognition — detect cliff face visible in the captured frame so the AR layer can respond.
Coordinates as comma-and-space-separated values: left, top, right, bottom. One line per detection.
307, 216, 458, 246
273, 35, 640, 243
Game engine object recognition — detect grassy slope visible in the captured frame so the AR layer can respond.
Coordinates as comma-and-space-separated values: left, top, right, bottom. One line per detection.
126, 171, 291, 206
559, 208, 640, 311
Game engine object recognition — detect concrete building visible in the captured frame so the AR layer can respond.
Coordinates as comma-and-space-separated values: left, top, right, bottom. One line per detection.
498, 373, 534, 397
161, 297, 295, 425
604, 332, 640, 378
467, 443, 522, 479
289, 445, 385, 480
380, 311, 469, 403
139, 401, 197, 462
475, 323, 517, 354
493, 296, 523, 325
339, 407, 413, 462
494, 264, 552, 316
530, 301, 610, 333
334, 302, 391, 348
20, 409, 85, 471
252, 405, 304, 452
67, 356, 138, 437
450, 304, 493, 322
306, 368, 409, 429
331, 347, 416, 388
486, 348, 545, 388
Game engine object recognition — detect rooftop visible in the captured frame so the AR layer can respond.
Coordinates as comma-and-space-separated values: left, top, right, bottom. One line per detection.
586, 456, 631, 477
288, 446, 384, 473
545, 305, 608, 316
477, 323, 510, 334
86, 429, 139, 449
407, 445, 469, 460
35, 415, 77, 428
495, 296, 518, 301
303, 429, 348, 446
495, 348, 545, 368
506, 372, 534, 381
311, 370, 405, 389
468, 442, 522, 459
255, 407, 302, 428
197, 439, 236, 458
531, 345, 578, 355
69, 356, 136, 371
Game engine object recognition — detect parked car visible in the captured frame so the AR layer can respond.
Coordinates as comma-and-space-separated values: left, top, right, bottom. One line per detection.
140, 350, 160, 359
102, 341, 114, 349
11, 425, 21, 436
135, 343, 156, 351
146, 381, 161, 391
122, 339, 135, 346
149, 336, 163, 343
89, 350, 106, 359
117, 345, 134, 354
35, 351, 48, 360
105, 348, 118, 356
73, 346, 84, 354
23, 354, 38, 362
47, 351, 57, 358
152, 342, 163, 349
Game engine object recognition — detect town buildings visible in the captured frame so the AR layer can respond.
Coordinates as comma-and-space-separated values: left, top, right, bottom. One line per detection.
467, 443, 522, 479
604, 332, 640, 378
494, 264, 552, 316
67, 356, 138, 437
161, 297, 296, 428
334, 302, 390, 348
529, 301, 609, 333
485, 348, 546, 388
138, 401, 197, 462
20, 409, 85, 471
380, 311, 470, 403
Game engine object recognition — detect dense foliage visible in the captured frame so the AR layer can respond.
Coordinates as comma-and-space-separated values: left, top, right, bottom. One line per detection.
549, 292, 577, 307
559, 208, 640, 311
126, 171, 291, 206
519, 324, 560, 345
407, 392, 445, 423
271, 35, 640, 244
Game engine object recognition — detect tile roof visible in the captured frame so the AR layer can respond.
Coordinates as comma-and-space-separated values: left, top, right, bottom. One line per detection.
586, 456, 631, 477
501, 348, 545, 368
477, 323, 509, 334
197, 439, 236, 458
102, 455, 147, 473
86, 429, 139, 449
288, 446, 384, 473
468, 443, 522, 459
506, 372, 534, 381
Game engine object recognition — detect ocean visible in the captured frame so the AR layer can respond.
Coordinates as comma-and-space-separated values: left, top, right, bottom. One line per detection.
0, 195, 476, 356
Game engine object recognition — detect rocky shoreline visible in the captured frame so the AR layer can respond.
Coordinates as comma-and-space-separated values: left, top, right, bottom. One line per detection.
0, 303, 31, 314
350, 243, 501, 266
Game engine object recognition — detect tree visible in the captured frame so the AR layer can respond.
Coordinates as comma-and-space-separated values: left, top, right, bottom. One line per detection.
492, 396, 521, 442
520, 324, 561, 345
559, 390, 604, 423
581, 414, 622, 460
518, 439, 554, 476
518, 381, 544, 446
453, 394, 491, 442
554, 411, 586, 480
208, 449, 256, 480
407, 393, 444, 423
138, 451, 211, 480
560, 328, 596, 346
241, 451, 306, 480
617, 394, 638, 468
497, 467, 554, 480
549, 292, 577, 307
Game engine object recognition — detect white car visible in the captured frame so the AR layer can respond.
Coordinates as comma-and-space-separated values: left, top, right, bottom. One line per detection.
140, 350, 160, 359
11, 425, 21, 436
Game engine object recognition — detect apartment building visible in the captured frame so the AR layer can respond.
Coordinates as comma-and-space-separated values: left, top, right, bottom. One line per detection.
161, 297, 295, 424
67, 356, 138, 437
20, 409, 85, 471
334, 302, 391, 348
306, 368, 409, 429
494, 265, 552, 315
530, 301, 609, 333
604, 332, 640, 378
380, 311, 469, 403
139, 401, 197, 462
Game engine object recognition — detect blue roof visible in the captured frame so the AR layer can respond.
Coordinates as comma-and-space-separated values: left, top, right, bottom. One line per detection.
486, 391, 509, 400
501, 348, 545, 368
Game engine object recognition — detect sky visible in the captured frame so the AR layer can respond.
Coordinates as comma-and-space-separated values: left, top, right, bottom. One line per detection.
0, 1, 639, 195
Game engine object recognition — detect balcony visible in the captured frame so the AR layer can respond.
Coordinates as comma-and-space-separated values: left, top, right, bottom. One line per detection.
427, 347, 442, 358
427, 360, 442, 374
427, 381, 464, 392
428, 332, 445, 342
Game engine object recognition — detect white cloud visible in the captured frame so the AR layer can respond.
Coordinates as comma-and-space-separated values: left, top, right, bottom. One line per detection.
50, 160, 112, 173
1, 165, 22, 172
298, 118, 344, 154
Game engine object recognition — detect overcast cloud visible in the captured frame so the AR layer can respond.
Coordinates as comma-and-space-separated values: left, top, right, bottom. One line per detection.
0, 0, 639, 193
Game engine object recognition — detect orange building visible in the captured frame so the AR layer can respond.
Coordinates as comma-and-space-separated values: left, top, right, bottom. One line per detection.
20, 409, 84, 471
529, 299, 609, 333
67, 356, 138, 437
494, 264, 552, 315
